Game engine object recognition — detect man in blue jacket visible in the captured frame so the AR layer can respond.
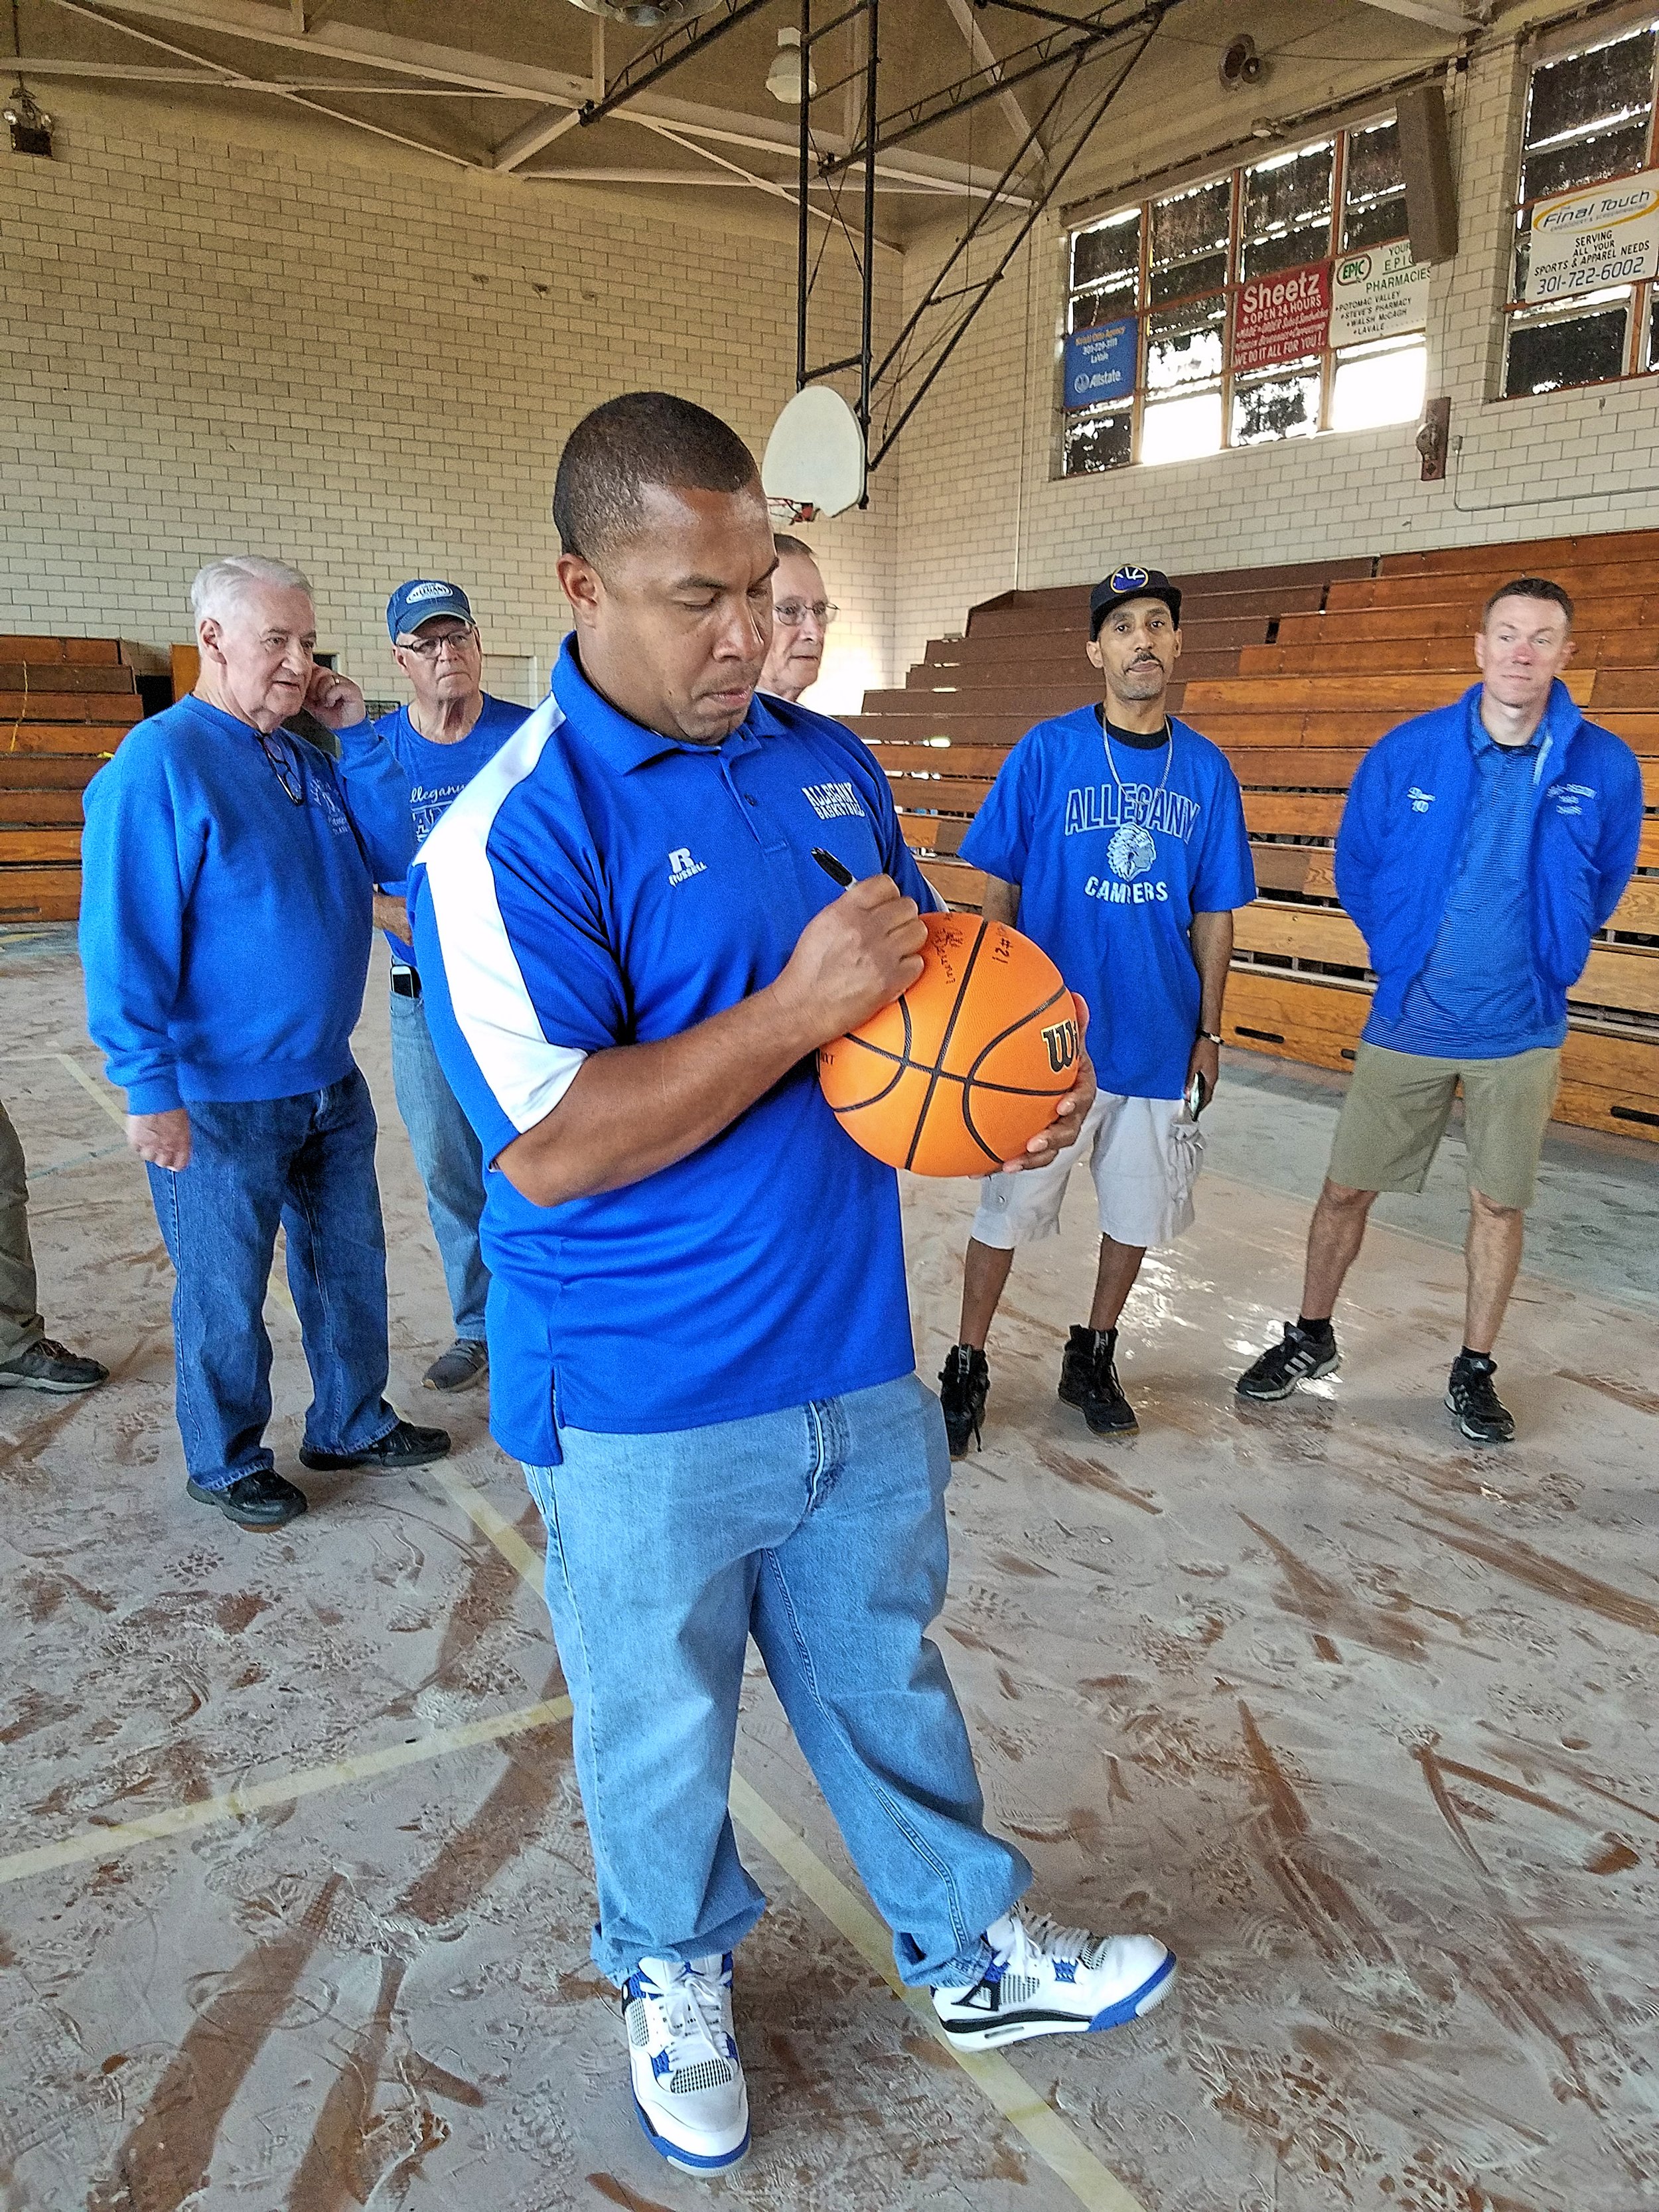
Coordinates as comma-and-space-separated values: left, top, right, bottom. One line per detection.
80, 556, 452, 1527
410, 394, 1175, 2179
1238, 578, 1642, 1442
367, 579, 527, 1396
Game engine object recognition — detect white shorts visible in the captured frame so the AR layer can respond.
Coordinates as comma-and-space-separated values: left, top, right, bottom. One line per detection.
970, 1090, 1204, 1252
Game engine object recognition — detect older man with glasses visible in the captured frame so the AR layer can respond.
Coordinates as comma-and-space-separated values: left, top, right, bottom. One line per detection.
366, 581, 527, 1394
758, 533, 837, 703
80, 556, 451, 1528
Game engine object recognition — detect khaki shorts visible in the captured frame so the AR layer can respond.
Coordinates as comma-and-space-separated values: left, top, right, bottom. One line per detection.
1327, 1041, 1561, 1211
971, 1090, 1204, 1252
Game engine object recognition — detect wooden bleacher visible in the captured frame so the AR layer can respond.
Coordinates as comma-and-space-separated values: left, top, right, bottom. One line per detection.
853, 536, 1659, 1145
0, 636, 145, 923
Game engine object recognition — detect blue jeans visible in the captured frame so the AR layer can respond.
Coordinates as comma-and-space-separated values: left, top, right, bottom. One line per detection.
522, 1373, 1029, 1988
389, 986, 489, 1341
147, 1069, 396, 1490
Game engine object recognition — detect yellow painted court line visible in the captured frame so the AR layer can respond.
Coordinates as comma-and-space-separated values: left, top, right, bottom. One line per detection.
438, 1465, 1151, 2212
727, 1777, 1151, 2212
427, 1459, 547, 1589
0, 1694, 573, 1887
55, 1051, 127, 1131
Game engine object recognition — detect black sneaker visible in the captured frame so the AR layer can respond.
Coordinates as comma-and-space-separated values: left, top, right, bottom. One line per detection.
299, 1417, 451, 1473
1446, 1353, 1515, 1443
0, 1337, 109, 1394
938, 1345, 989, 1457
1058, 1325, 1137, 1435
423, 1339, 488, 1393
188, 1468, 308, 1528
1236, 1322, 1339, 1402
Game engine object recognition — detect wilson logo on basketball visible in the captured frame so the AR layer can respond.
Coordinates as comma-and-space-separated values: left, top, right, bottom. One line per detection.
1042, 1020, 1078, 1074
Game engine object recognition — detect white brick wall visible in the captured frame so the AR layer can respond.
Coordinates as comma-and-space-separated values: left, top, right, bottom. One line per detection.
9, 27, 1659, 707
891, 36, 1659, 674
0, 100, 899, 713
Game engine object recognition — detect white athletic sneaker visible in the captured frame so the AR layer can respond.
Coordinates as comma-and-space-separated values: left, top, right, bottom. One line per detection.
622, 1952, 751, 2174
930, 1907, 1176, 2050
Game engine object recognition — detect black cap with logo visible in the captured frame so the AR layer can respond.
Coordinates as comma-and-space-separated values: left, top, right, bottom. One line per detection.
1089, 565, 1183, 638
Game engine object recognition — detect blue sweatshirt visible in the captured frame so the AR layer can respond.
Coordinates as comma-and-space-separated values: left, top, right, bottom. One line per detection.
80, 694, 416, 1114
1334, 680, 1642, 1037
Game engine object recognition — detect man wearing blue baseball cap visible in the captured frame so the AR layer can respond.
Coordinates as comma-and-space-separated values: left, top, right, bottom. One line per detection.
939, 564, 1256, 1453
367, 581, 528, 1393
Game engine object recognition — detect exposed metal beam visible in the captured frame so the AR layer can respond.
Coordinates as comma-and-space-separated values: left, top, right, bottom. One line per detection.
1352, 0, 1486, 29
50, 0, 1025, 201
50, 0, 597, 100
940, 0, 1045, 170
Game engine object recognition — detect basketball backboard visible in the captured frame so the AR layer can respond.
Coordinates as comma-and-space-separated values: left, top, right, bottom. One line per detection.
762, 386, 866, 525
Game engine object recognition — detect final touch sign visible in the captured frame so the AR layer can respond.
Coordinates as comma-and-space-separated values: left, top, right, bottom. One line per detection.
1524, 167, 1659, 303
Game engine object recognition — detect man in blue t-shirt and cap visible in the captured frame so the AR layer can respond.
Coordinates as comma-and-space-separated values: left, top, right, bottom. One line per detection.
368, 580, 527, 1394
940, 565, 1256, 1454
409, 394, 1177, 2179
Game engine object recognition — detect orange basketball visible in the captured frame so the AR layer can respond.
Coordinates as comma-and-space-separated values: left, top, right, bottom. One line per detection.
818, 912, 1081, 1177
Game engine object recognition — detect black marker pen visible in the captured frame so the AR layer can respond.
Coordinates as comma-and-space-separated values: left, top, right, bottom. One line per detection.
811, 846, 856, 889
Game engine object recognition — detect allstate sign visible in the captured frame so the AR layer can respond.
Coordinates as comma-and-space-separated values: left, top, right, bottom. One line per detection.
1064, 317, 1138, 411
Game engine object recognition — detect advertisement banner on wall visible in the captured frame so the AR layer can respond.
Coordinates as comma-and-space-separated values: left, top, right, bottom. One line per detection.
1063, 317, 1138, 411
1329, 238, 1431, 347
1524, 167, 1659, 302
1233, 260, 1332, 374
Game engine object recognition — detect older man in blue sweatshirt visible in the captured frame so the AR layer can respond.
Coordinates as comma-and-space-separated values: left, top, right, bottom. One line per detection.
1238, 577, 1642, 1443
80, 556, 452, 1528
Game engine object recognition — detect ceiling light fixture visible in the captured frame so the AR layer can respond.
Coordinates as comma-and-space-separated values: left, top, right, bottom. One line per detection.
5, 0, 50, 156
566, 0, 713, 27
766, 27, 816, 106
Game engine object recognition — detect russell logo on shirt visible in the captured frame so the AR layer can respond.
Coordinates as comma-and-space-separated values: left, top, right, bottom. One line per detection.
667, 847, 707, 885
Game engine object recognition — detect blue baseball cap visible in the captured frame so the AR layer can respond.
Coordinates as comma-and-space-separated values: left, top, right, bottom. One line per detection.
1090, 565, 1181, 637
387, 578, 475, 641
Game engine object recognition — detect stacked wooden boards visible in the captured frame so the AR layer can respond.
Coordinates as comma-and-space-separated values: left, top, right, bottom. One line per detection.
0, 637, 144, 924
850, 536, 1659, 1145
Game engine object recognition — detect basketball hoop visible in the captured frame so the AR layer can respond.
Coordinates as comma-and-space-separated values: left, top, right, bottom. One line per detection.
762, 386, 866, 525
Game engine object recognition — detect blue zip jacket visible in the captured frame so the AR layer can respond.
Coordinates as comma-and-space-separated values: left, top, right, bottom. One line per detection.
80, 694, 415, 1114
1334, 680, 1643, 1028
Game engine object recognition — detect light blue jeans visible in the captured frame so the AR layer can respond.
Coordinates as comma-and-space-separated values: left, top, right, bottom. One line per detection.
522, 1373, 1029, 1988
146, 1070, 396, 1489
388, 984, 489, 1341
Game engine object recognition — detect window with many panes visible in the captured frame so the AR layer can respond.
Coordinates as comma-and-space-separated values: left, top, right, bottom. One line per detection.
1504, 20, 1659, 397
1063, 115, 1429, 475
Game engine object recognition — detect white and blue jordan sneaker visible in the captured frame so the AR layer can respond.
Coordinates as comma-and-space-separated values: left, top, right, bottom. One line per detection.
930, 1907, 1176, 2051
622, 1952, 751, 2174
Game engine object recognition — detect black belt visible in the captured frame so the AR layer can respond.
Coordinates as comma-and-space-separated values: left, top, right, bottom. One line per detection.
390, 966, 421, 1000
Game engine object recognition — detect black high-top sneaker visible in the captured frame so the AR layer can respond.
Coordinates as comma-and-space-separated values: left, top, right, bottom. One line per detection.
1446, 1351, 1516, 1443
938, 1345, 989, 1458
1058, 1325, 1137, 1435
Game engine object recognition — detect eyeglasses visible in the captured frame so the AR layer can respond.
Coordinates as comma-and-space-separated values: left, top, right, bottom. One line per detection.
774, 599, 837, 628
397, 626, 478, 659
257, 727, 306, 806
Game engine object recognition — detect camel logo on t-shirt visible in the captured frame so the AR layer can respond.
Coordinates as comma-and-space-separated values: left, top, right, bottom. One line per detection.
1107, 822, 1157, 881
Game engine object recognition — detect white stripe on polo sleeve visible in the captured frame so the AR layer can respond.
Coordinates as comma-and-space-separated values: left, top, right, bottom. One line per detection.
417, 694, 589, 1134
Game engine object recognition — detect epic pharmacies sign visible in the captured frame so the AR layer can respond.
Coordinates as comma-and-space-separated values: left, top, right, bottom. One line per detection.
1233, 261, 1332, 374
1526, 168, 1659, 302
1329, 238, 1430, 347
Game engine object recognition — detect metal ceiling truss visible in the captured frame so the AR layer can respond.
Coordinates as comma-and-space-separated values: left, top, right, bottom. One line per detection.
42, 0, 1013, 202
791, 0, 1186, 479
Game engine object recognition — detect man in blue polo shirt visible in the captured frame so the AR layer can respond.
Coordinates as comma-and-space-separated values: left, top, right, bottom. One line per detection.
411, 394, 1176, 2178
940, 567, 1256, 1453
367, 579, 526, 1394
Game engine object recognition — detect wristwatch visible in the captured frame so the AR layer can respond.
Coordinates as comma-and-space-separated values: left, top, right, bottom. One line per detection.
1198, 1031, 1222, 1045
